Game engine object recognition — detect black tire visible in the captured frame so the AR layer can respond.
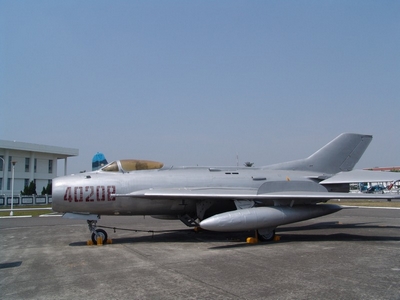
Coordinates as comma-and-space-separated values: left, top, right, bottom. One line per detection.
257, 229, 275, 242
91, 229, 108, 245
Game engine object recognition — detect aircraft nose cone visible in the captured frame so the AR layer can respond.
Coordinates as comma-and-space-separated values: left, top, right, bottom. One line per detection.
51, 176, 70, 213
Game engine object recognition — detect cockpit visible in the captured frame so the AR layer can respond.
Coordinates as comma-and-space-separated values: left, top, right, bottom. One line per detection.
101, 160, 164, 173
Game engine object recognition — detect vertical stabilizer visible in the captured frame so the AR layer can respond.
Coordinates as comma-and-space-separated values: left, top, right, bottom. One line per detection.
265, 133, 372, 174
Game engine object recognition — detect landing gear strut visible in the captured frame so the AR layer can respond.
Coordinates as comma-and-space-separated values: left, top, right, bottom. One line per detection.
87, 220, 108, 245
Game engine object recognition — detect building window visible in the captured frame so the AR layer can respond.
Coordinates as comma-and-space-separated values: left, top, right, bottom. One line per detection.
8, 156, 12, 172
34, 159, 37, 173
25, 179, 29, 187
48, 160, 53, 174
25, 158, 30, 172
0, 178, 2, 190
0, 155, 3, 171
7, 178, 11, 190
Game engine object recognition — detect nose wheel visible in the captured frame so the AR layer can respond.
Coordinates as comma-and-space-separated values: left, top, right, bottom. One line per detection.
91, 229, 108, 245
87, 220, 108, 245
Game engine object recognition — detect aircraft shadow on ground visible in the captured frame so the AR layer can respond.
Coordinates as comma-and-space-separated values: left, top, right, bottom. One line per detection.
279, 221, 400, 232
69, 221, 400, 248
211, 222, 400, 249
68, 229, 249, 247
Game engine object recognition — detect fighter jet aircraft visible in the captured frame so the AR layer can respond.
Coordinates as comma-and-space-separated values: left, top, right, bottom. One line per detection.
52, 133, 400, 244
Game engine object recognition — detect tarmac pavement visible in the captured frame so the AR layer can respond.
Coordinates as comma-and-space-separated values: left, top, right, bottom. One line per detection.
0, 207, 399, 299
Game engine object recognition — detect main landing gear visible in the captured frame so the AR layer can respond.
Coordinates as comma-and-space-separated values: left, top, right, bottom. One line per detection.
257, 228, 276, 242
247, 228, 278, 244
87, 220, 108, 245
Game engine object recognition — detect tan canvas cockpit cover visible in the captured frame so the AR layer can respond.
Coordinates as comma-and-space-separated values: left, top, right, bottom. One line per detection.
102, 160, 164, 172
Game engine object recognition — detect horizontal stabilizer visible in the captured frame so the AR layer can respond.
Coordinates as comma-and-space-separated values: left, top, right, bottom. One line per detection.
321, 170, 400, 184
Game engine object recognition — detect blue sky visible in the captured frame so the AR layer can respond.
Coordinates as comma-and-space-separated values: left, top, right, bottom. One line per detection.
1, 1, 399, 174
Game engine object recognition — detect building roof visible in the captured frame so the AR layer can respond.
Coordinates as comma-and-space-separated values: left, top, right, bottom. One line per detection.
0, 140, 78, 158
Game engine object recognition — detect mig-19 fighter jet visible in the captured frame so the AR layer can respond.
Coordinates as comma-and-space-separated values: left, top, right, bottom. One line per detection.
52, 133, 400, 244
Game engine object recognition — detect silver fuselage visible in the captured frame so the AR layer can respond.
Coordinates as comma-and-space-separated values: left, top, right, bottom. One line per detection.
52, 166, 324, 216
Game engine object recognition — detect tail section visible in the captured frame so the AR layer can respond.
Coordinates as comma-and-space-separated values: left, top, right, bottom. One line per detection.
92, 152, 108, 171
265, 133, 372, 174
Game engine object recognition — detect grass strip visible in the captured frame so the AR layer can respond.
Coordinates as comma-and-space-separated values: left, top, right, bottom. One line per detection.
0, 210, 55, 217
328, 199, 400, 207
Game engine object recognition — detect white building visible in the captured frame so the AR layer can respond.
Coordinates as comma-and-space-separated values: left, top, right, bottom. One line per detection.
0, 140, 78, 195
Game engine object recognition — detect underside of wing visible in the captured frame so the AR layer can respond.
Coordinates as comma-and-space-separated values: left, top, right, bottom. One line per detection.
114, 187, 400, 202
114, 187, 258, 199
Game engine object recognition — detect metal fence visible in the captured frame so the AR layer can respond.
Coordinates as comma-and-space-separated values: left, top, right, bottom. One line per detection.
0, 195, 52, 206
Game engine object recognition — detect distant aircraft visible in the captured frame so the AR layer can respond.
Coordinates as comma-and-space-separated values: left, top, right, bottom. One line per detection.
365, 184, 386, 194
92, 152, 108, 171
357, 166, 400, 194
52, 133, 400, 244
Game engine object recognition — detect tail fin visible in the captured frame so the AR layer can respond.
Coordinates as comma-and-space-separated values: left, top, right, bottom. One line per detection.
92, 152, 108, 171
265, 133, 372, 174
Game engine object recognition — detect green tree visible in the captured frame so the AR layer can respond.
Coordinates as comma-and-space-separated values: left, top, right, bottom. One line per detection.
41, 183, 52, 195
21, 181, 37, 195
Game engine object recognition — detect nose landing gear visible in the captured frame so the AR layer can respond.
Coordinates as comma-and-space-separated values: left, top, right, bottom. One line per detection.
87, 220, 108, 245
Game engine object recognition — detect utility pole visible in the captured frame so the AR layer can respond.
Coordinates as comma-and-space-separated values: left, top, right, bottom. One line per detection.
0, 157, 4, 192
10, 161, 16, 216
